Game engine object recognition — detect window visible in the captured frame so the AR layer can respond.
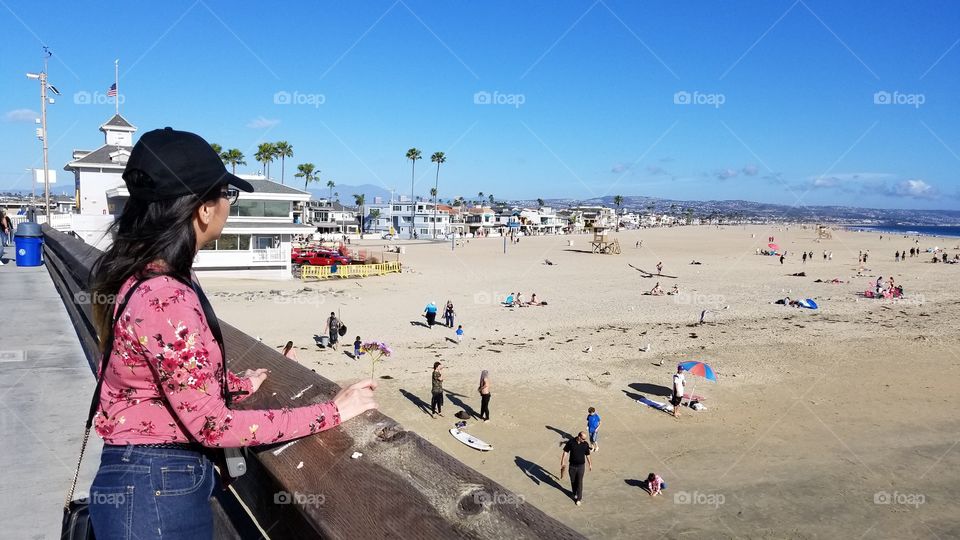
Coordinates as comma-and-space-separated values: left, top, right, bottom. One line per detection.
218, 235, 239, 250
392, 205, 402, 212
231, 200, 291, 217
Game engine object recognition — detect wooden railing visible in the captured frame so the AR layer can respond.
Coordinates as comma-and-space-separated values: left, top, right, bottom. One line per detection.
300, 261, 402, 281
41, 225, 582, 540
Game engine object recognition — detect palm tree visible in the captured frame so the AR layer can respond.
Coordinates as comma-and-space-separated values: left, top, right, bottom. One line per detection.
537, 198, 545, 209
478, 192, 484, 206
353, 194, 366, 238
488, 194, 495, 206
326, 180, 335, 201
274, 141, 293, 185
294, 163, 317, 192
255, 143, 275, 179
210, 143, 223, 157
406, 148, 422, 238
613, 195, 624, 231
429, 152, 446, 239
222, 149, 246, 174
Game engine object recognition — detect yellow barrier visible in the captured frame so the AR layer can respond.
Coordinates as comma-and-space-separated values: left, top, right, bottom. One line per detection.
300, 261, 402, 281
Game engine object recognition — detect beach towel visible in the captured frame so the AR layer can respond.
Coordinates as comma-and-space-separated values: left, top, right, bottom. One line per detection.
800, 299, 818, 309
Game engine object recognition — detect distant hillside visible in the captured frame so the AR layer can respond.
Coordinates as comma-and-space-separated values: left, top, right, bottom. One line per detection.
527, 195, 960, 226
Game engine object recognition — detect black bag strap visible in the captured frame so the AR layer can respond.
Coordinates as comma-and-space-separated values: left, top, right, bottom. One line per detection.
65, 277, 146, 511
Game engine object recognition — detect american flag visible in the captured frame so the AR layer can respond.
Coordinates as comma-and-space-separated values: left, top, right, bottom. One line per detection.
106, 83, 117, 97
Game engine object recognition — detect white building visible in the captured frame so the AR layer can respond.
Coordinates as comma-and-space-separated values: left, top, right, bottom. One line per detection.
366, 197, 450, 239
65, 114, 135, 217
62, 114, 309, 276
304, 199, 359, 235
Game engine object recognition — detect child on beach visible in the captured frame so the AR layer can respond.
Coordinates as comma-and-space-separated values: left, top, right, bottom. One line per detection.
456, 325, 464, 343
646, 473, 665, 496
587, 407, 601, 451
354, 336, 363, 358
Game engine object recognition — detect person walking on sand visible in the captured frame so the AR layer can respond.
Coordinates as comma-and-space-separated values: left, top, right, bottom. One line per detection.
431, 361, 445, 417
802, 252, 807, 264
423, 301, 438, 328
281, 340, 298, 361
326, 312, 341, 349
478, 370, 491, 421
587, 407, 601, 451
671, 365, 685, 418
560, 432, 593, 506
444, 300, 456, 328
656, 261, 663, 275
779, 253, 785, 265
456, 324, 464, 344
354, 336, 363, 359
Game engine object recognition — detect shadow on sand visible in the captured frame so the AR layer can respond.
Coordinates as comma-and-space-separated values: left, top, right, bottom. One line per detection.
515, 456, 569, 497
399, 388, 432, 416
445, 391, 479, 418
628, 382, 672, 398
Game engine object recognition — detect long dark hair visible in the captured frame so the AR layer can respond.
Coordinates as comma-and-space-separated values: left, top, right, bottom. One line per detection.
91, 178, 220, 348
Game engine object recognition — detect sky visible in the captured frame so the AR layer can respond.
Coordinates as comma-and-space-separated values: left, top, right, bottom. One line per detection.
1, 0, 958, 211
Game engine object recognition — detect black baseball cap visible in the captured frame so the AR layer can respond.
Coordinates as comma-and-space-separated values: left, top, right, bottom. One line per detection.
122, 127, 254, 201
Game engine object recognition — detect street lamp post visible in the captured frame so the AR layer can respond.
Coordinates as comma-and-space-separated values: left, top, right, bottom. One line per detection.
26, 47, 59, 220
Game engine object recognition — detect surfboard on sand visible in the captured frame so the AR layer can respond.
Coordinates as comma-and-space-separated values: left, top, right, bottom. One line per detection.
633, 266, 678, 279
800, 298, 818, 309
634, 396, 674, 413
450, 428, 493, 451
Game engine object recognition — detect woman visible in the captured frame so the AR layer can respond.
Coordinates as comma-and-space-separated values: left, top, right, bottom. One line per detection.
86, 128, 377, 539
478, 370, 491, 422
431, 361, 444, 417
282, 340, 298, 360
444, 300, 455, 328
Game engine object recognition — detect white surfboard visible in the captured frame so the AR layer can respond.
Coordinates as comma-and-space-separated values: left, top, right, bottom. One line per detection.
449, 428, 493, 451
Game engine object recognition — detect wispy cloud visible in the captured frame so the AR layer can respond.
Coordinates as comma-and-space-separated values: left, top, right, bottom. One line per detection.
716, 168, 739, 180
611, 163, 631, 174
3, 109, 38, 123
806, 172, 895, 190
742, 164, 759, 176
646, 165, 668, 176
886, 179, 937, 199
247, 116, 280, 129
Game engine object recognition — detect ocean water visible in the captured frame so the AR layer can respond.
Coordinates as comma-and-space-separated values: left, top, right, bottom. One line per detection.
851, 225, 960, 238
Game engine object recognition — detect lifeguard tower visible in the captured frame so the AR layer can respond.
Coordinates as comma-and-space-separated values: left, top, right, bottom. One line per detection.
817, 224, 833, 239
591, 226, 621, 254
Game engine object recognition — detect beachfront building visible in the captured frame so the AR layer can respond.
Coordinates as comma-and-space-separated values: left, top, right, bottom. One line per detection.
366, 197, 451, 239
65, 114, 136, 217
462, 206, 496, 237
566, 205, 617, 230
305, 199, 359, 235
104, 176, 311, 271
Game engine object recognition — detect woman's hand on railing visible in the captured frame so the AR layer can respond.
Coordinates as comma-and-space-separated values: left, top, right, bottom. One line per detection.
333, 379, 379, 422
243, 368, 270, 394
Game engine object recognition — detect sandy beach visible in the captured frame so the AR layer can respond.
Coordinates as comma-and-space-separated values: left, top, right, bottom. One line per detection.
202, 225, 960, 539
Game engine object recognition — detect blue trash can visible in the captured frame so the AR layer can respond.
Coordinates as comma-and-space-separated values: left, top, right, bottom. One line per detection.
14, 222, 44, 267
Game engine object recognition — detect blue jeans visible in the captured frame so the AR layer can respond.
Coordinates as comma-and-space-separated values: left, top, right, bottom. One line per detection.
89, 445, 216, 540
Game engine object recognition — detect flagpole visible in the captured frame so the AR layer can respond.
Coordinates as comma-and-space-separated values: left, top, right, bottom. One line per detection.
114, 59, 119, 115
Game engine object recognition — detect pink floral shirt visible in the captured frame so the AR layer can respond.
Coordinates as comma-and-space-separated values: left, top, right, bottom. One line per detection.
95, 275, 340, 447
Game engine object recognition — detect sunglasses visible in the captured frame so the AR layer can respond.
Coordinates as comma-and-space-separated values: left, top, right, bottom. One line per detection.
220, 187, 240, 206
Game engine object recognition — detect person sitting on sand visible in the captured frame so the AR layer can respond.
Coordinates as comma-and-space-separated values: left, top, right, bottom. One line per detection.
690, 260, 702, 265
876, 277, 885, 296
528, 293, 540, 306
648, 282, 664, 296
515, 292, 525, 307
504, 293, 515, 306
667, 284, 680, 296
646, 473, 665, 497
